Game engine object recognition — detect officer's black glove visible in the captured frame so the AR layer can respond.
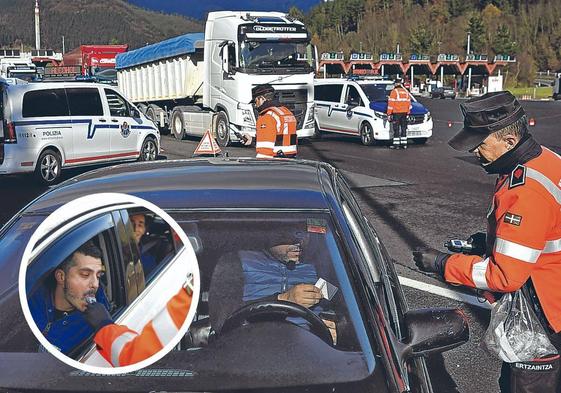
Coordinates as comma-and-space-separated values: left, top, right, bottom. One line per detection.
467, 232, 486, 256
83, 302, 114, 333
412, 247, 451, 276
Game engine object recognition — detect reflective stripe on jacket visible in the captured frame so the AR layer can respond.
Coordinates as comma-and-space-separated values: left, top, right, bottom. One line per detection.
444, 147, 561, 331
255, 106, 297, 158
387, 87, 412, 115
94, 287, 192, 367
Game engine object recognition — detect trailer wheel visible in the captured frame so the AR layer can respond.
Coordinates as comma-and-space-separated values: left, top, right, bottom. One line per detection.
170, 110, 185, 140
35, 149, 62, 185
215, 111, 230, 147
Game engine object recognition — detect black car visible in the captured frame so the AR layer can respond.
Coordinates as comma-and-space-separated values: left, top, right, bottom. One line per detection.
430, 86, 457, 99
0, 158, 468, 392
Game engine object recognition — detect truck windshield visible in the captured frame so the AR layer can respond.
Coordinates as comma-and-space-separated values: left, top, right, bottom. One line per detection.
239, 41, 314, 74
361, 83, 394, 102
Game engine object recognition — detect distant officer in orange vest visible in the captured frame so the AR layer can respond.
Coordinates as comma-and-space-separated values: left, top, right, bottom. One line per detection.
243, 84, 297, 158
83, 278, 193, 367
413, 91, 561, 393
387, 79, 412, 149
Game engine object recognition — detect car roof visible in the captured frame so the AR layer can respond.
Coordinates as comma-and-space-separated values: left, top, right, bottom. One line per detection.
20, 158, 339, 215
314, 78, 393, 86
4, 81, 118, 94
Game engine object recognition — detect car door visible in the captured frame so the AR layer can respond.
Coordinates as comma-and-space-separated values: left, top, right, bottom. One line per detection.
102, 88, 138, 160
337, 175, 433, 393
339, 84, 365, 135
314, 83, 344, 133
66, 87, 107, 164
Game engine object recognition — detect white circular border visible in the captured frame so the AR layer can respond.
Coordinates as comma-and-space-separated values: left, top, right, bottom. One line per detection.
18, 192, 201, 375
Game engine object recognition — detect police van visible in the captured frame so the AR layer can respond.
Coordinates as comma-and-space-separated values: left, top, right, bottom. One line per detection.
314, 78, 433, 145
0, 80, 160, 184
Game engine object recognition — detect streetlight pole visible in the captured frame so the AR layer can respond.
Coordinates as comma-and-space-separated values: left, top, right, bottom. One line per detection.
466, 32, 471, 55
396, 42, 400, 54
466, 31, 471, 96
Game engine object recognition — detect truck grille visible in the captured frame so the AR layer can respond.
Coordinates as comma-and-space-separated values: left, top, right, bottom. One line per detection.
274, 89, 307, 129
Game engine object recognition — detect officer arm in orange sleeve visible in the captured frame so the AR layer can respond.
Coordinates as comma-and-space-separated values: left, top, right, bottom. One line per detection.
445, 187, 550, 292
94, 287, 192, 367
255, 115, 278, 157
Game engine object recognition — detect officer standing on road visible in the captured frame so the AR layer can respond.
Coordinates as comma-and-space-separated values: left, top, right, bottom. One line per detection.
242, 84, 297, 158
387, 78, 412, 149
412, 91, 561, 393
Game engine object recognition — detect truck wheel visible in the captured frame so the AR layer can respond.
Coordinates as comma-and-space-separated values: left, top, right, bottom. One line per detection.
360, 122, 375, 146
215, 111, 230, 147
170, 110, 185, 140
139, 137, 158, 161
35, 149, 62, 185
313, 121, 323, 140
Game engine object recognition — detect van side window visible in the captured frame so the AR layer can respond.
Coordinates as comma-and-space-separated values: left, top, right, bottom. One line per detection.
22, 89, 69, 118
104, 89, 130, 117
315, 84, 343, 103
66, 88, 103, 116
345, 86, 363, 107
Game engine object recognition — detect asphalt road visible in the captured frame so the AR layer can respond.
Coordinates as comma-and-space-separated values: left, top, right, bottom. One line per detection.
1, 97, 559, 392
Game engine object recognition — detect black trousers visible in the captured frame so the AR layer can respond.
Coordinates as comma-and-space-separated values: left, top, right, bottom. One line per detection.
391, 113, 408, 145
499, 332, 561, 393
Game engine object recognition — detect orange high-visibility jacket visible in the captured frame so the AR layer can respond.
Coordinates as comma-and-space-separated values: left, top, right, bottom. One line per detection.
255, 106, 297, 158
444, 147, 561, 332
94, 286, 192, 367
387, 87, 412, 115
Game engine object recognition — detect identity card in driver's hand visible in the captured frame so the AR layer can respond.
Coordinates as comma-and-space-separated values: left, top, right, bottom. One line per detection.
315, 278, 339, 300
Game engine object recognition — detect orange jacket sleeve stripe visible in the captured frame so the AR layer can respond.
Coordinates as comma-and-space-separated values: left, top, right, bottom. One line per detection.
94, 287, 192, 367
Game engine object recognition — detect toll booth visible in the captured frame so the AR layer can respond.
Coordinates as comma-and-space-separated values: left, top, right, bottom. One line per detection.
319, 52, 347, 77
378, 53, 406, 77
348, 52, 377, 75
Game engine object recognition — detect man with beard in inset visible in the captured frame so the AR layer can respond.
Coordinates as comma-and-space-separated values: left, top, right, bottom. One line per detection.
28, 240, 110, 356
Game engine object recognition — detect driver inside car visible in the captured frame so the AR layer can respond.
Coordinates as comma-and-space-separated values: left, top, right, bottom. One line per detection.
209, 225, 337, 344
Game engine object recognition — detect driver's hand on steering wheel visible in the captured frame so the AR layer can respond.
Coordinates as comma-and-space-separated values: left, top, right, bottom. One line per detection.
322, 319, 337, 345
278, 284, 322, 308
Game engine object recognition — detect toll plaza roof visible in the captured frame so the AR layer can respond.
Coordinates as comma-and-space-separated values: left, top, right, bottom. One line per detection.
116, 32, 205, 70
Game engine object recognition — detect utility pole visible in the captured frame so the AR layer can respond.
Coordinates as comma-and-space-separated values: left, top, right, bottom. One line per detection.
396, 42, 400, 54
34, 0, 41, 50
62, 36, 65, 54
466, 32, 471, 55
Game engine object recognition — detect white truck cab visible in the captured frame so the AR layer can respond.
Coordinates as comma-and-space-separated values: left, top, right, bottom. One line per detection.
117, 11, 317, 146
314, 78, 433, 145
0, 80, 160, 184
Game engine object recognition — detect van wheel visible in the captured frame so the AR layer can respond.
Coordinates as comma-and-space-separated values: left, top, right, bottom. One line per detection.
139, 137, 158, 161
412, 138, 428, 145
215, 111, 230, 147
35, 149, 61, 185
171, 110, 185, 140
360, 122, 375, 146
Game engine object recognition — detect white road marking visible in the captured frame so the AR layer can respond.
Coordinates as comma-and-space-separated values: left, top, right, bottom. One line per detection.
398, 276, 492, 310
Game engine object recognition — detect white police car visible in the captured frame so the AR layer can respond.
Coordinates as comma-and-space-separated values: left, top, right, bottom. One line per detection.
314, 78, 433, 145
0, 80, 160, 184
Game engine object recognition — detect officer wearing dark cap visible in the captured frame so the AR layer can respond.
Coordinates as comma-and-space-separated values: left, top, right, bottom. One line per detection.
413, 91, 561, 392
243, 84, 297, 158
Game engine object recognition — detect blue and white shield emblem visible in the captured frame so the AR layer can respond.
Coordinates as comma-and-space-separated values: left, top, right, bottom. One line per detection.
121, 122, 130, 138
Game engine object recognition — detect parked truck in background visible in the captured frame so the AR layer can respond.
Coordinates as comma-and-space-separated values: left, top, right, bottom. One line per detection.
116, 11, 316, 146
62, 45, 128, 76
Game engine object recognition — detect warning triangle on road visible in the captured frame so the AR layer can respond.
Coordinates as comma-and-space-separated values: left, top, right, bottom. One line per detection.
193, 130, 222, 156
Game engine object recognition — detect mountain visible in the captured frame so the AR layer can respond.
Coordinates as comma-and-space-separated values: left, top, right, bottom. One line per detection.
0, 0, 203, 51
127, 0, 321, 20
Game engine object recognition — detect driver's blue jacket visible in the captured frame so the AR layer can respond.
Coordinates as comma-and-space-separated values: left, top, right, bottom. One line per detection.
28, 285, 110, 355
239, 250, 322, 325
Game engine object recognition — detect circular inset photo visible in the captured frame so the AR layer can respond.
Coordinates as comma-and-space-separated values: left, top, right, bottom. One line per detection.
18, 193, 200, 374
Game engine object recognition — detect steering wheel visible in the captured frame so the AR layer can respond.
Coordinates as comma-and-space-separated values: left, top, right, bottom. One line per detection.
220, 300, 334, 346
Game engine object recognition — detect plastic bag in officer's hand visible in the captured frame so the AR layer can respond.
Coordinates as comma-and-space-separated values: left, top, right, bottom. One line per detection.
484, 289, 558, 363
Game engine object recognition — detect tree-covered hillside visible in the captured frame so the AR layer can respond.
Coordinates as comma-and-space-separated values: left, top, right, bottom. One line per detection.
291, 0, 561, 85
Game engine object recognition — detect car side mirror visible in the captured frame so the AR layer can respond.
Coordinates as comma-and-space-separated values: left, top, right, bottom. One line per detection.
400, 308, 469, 360
131, 108, 141, 119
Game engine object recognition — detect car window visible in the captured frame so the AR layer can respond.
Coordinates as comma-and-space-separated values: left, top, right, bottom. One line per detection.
66, 88, 103, 116
22, 89, 69, 118
104, 88, 130, 117
361, 83, 394, 102
345, 85, 363, 106
315, 84, 343, 103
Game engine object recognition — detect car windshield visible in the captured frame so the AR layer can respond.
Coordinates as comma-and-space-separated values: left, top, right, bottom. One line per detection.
361, 83, 394, 102
170, 210, 374, 388
239, 41, 314, 73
